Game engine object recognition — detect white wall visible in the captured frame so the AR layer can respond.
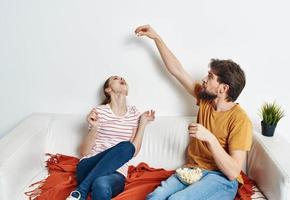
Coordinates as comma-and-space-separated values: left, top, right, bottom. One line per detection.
1, 0, 289, 143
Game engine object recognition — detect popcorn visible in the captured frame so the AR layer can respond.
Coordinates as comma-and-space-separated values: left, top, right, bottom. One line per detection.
175, 167, 203, 185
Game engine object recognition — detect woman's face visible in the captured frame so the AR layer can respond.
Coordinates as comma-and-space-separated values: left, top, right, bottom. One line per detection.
106, 76, 128, 96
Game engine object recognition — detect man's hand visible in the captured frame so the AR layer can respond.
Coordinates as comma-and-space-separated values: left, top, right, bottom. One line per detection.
188, 123, 215, 143
135, 25, 160, 40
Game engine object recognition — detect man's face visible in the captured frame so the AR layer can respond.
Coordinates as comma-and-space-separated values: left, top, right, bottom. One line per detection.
198, 70, 221, 100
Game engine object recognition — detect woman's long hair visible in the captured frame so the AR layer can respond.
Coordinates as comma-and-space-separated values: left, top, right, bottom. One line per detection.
101, 77, 111, 105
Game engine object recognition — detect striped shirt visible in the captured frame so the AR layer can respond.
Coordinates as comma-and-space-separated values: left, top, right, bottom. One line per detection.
81, 104, 140, 177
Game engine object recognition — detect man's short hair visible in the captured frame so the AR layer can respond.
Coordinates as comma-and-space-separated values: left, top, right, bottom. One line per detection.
210, 59, 246, 102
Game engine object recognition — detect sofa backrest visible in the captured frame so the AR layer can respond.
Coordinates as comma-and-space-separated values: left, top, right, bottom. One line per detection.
44, 114, 88, 157
129, 116, 193, 170
44, 114, 246, 171
44, 114, 193, 170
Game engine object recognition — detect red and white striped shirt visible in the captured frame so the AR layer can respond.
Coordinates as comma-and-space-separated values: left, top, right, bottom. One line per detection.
82, 104, 140, 176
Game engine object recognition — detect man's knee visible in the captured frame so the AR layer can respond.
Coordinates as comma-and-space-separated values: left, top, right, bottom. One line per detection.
168, 193, 187, 200
146, 192, 163, 200
91, 178, 111, 200
146, 186, 168, 200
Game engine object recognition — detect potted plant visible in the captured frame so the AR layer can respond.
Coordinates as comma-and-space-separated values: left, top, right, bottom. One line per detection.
259, 101, 285, 137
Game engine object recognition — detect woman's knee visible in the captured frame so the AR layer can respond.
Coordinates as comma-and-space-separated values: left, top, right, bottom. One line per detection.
76, 163, 85, 184
91, 178, 111, 200
117, 141, 135, 156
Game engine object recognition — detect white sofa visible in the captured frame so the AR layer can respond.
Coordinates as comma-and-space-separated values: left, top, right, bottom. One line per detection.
0, 113, 290, 200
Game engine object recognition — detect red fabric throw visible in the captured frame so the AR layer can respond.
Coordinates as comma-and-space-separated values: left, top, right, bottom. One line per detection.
25, 154, 87, 200
25, 154, 255, 200
113, 163, 175, 200
235, 172, 255, 200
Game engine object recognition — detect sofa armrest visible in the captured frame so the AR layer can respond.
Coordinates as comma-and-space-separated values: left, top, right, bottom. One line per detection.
247, 132, 290, 200
0, 113, 52, 200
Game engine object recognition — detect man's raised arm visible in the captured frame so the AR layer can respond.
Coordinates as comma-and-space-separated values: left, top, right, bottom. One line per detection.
135, 24, 198, 97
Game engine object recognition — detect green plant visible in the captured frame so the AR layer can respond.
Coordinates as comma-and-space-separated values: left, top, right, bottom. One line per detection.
259, 101, 285, 125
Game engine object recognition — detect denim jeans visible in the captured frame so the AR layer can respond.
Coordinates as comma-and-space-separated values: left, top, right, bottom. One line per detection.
90, 172, 125, 200
76, 141, 135, 200
146, 170, 238, 200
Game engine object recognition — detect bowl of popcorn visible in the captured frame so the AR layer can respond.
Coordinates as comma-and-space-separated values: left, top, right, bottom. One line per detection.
175, 167, 203, 185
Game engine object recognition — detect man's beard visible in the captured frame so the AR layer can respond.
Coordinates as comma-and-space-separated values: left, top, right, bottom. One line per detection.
198, 89, 217, 100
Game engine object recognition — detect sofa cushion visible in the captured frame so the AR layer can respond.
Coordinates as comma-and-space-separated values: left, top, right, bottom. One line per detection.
24, 154, 266, 200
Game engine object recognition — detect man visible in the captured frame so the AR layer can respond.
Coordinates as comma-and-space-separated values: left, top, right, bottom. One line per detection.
135, 25, 252, 200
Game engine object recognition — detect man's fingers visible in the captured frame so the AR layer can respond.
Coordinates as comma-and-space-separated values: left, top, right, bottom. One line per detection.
188, 130, 197, 134
188, 122, 200, 129
189, 133, 196, 138
134, 26, 143, 33
135, 25, 149, 34
135, 27, 144, 34
136, 31, 147, 37
188, 125, 197, 130
189, 122, 197, 126
188, 128, 198, 133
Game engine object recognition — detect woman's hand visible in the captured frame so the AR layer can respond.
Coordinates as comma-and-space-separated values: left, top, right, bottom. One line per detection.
80, 108, 99, 156
139, 110, 155, 126
87, 108, 99, 129
135, 25, 160, 40
131, 110, 155, 157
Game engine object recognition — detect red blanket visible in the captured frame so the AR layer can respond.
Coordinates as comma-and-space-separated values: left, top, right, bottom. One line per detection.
25, 154, 254, 200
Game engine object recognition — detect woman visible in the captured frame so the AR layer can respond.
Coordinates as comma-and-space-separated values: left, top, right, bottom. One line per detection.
67, 75, 155, 200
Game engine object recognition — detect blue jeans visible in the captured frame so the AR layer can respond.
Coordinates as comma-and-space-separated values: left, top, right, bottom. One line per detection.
146, 170, 238, 200
76, 141, 135, 200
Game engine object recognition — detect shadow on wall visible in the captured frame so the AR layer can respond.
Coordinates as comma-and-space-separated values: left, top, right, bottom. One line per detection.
92, 35, 199, 116
121, 36, 198, 116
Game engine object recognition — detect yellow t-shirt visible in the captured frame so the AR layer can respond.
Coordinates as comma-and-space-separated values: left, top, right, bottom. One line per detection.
186, 98, 252, 184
